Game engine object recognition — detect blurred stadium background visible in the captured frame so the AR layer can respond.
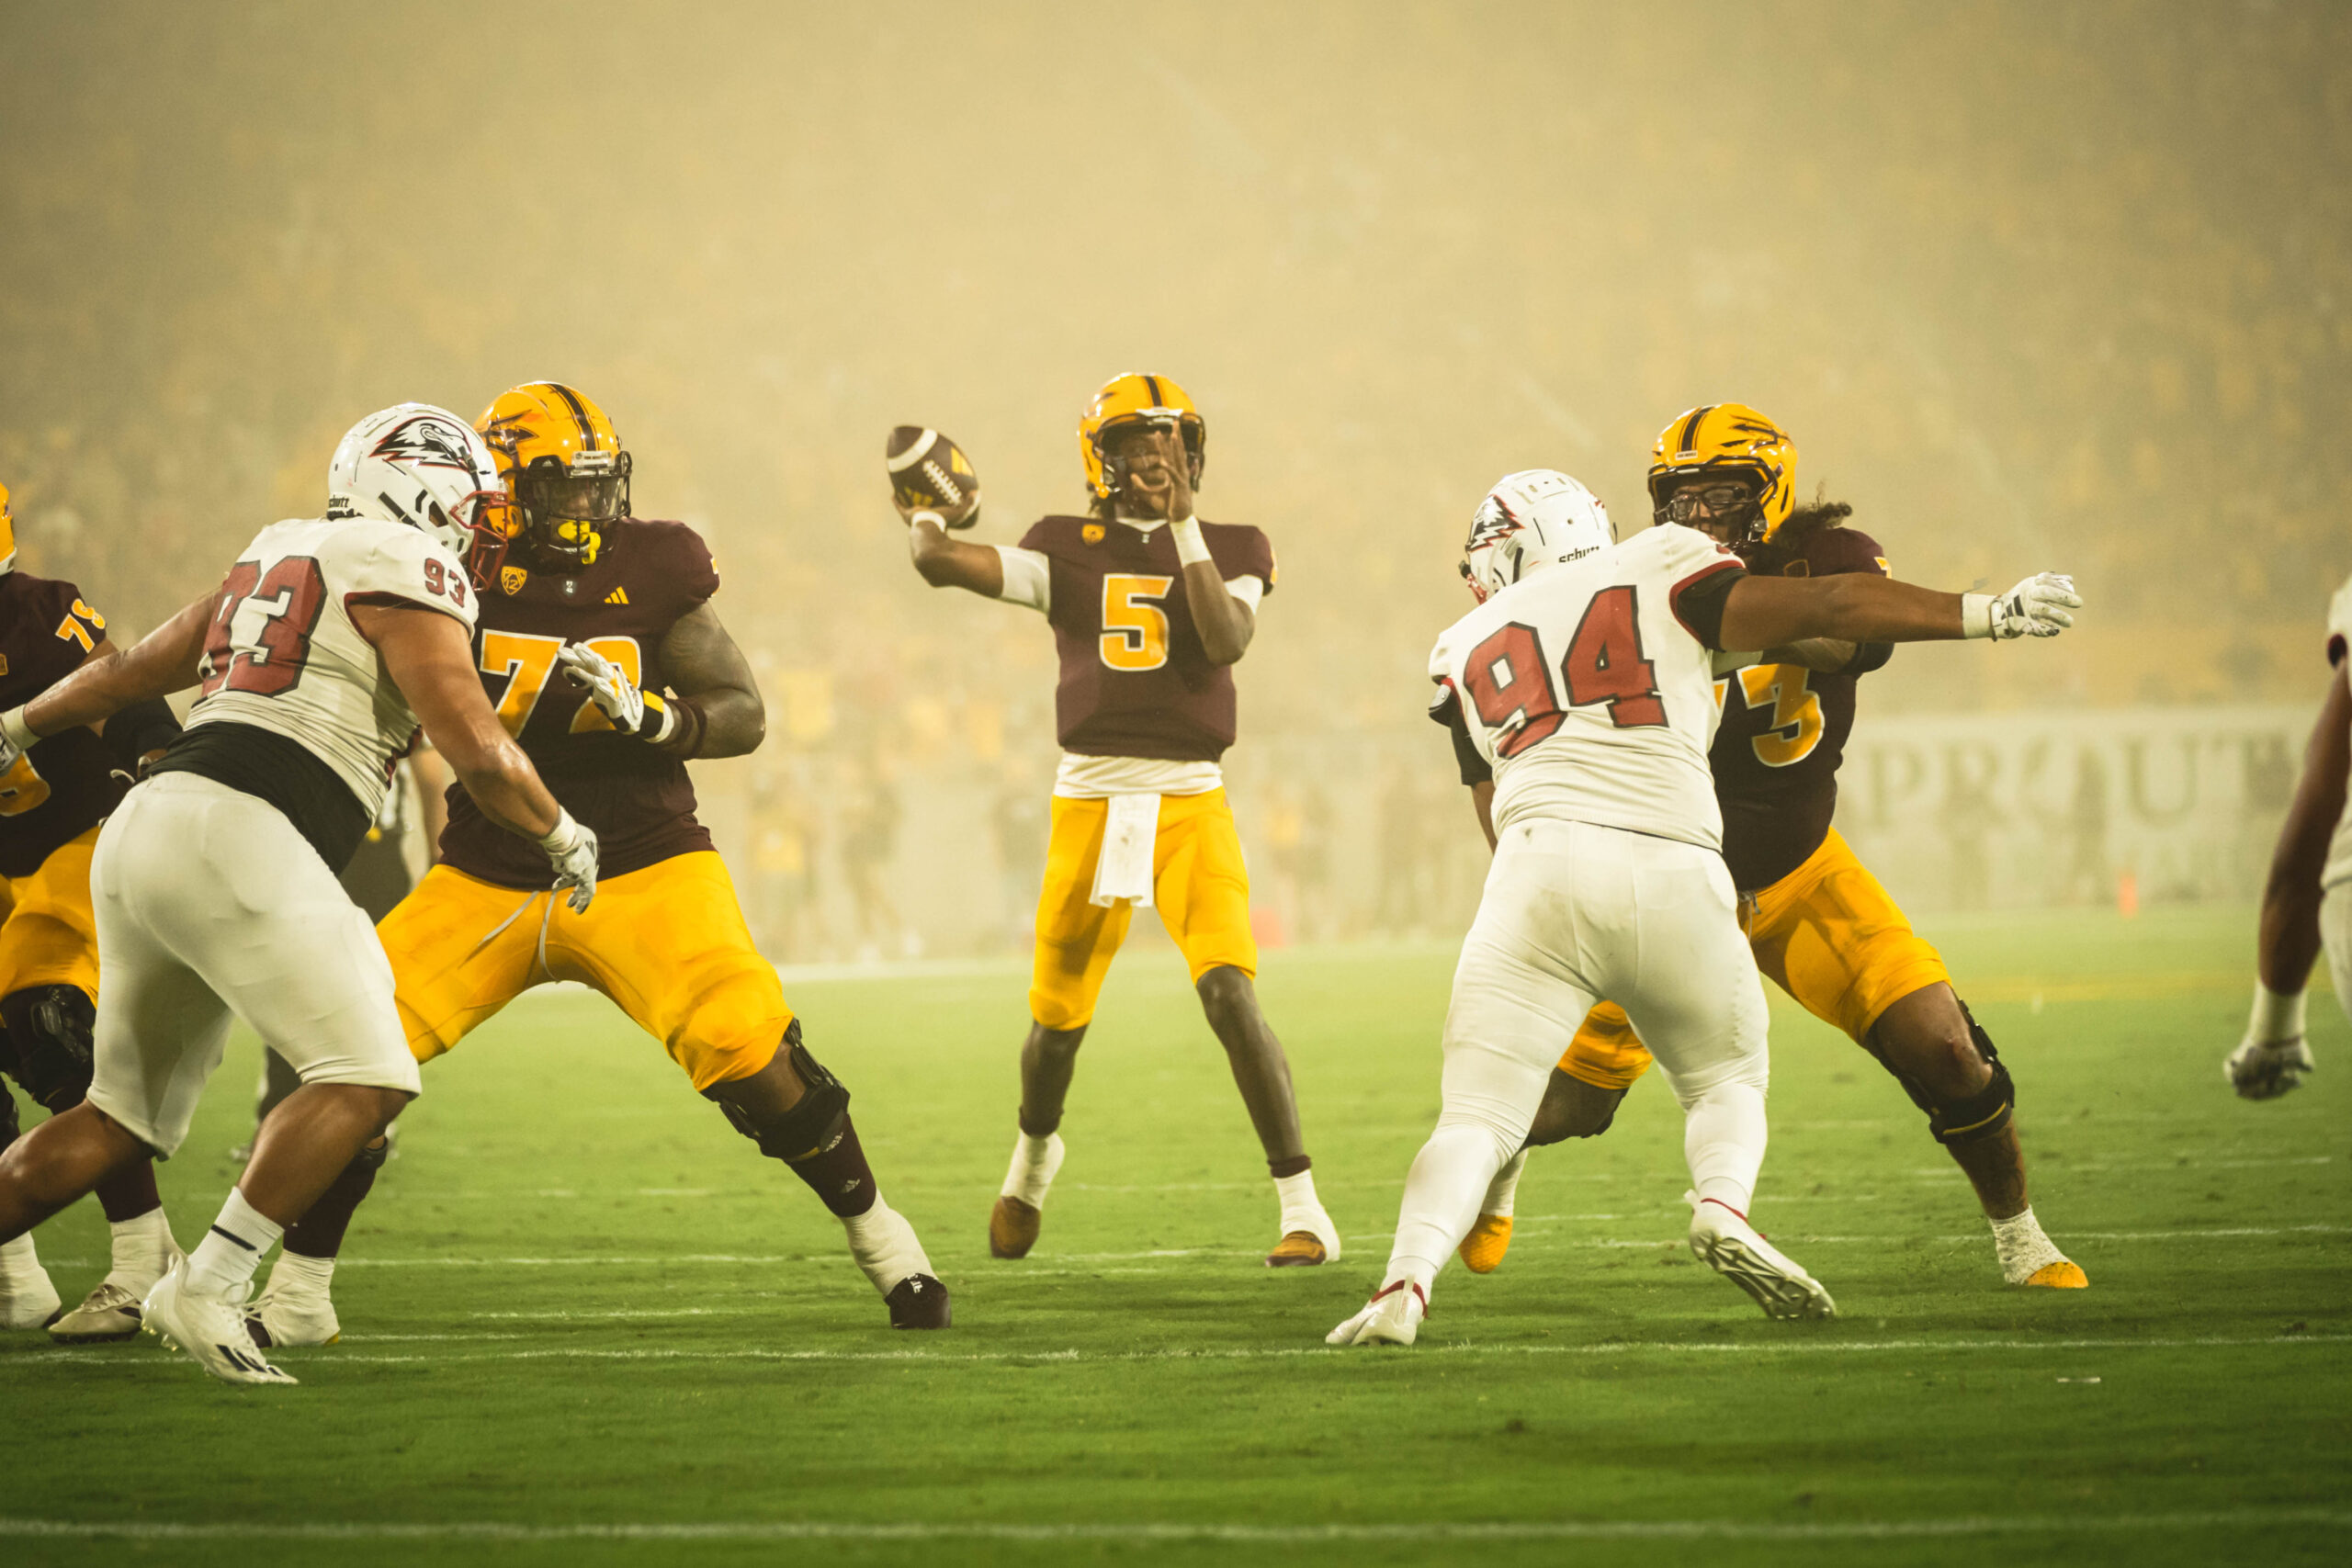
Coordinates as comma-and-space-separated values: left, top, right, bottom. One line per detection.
4, 0, 2346, 958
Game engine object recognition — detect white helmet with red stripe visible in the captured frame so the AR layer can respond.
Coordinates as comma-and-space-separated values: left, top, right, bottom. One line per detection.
326, 403, 514, 586
1459, 468, 1612, 603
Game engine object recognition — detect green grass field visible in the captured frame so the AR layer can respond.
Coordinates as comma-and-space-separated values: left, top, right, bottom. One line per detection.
2, 904, 2346, 1567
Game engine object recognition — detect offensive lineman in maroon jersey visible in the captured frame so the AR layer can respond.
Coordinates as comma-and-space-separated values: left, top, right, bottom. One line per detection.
902, 372, 1341, 1268
1464, 405, 2084, 1291
0, 477, 187, 1340
242, 383, 948, 1347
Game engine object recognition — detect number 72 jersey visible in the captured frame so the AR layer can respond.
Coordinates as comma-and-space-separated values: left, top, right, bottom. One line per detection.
189, 515, 478, 820
1428, 522, 1746, 852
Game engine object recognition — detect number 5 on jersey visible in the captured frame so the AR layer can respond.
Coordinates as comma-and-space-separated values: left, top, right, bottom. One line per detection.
1463, 584, 1665, 757
1100, 573, 1173, 672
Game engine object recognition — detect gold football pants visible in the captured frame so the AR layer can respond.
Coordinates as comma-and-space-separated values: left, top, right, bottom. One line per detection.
379, 852, 791, 1091
0, 824, 102, 1000
1029, 788, 1258, 1031
1560, 826, 1952, 1089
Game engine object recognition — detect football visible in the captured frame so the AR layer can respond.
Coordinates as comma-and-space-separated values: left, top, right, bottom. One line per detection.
885, 424, 982, 529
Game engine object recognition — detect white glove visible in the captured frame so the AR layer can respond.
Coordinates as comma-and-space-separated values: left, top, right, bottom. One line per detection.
1964, 573, 2080, 640
538, 808, 600, 913
556, 643, 677, 744
0, 705, 36, 776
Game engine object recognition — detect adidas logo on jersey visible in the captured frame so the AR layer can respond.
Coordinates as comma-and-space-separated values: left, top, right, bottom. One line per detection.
605, 587, 628, 604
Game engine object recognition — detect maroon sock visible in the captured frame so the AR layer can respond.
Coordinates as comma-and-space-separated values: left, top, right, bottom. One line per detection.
282, 1138, 388, 1259
786, 1112, 880, 1219
1269, 1154, 1312, 1179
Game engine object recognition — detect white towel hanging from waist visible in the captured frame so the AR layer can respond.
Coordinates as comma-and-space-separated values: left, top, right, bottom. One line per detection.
1090, 793, 1162, 908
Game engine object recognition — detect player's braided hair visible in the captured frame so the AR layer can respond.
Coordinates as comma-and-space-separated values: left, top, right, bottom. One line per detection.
1779, 485, 1854, 542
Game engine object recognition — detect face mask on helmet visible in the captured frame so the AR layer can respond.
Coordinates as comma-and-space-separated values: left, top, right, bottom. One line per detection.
514, 449, 630, 567
1657, 473, 1766, 542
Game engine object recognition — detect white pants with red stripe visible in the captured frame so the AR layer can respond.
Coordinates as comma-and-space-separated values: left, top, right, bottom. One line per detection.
85, 773, 420, 1157
1382, 818, 1772, 1291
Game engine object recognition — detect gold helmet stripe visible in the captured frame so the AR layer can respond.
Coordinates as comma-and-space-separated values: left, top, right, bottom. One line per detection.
1143, 373, 1165, 407
546, 381, 602, 453
1678, 405, 1714, 457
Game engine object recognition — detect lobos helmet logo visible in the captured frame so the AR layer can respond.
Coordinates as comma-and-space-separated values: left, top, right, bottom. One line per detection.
372, 415, 478, 471
1465, 496, 1522, 552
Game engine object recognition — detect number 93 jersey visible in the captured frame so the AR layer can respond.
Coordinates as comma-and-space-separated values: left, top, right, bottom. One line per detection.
1428, 522, 1745, 852
187, 516, 478, 821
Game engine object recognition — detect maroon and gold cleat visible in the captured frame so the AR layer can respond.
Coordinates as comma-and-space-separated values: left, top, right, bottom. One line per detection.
2024, 1260, 2089, 1289
1264, 1230, 1329, 1268
989, 1196, 1042, 1259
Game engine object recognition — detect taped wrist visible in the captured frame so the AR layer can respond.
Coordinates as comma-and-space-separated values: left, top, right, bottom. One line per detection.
2248, 979, 2307, 1044
1170, 516, 1212, 568
1961, 592, 1996, 639
707, 1022, 852, 1164
537, 807, 585, 857
0, 706, 38, 752
633, 691, 681, 746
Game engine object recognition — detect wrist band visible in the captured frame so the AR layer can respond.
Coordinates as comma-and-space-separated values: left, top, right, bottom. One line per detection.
0, 706, 38, 751
1170, 516, 1212, 568
908, 510, 944, 532
639, 692, 680, 746
1960, 592, 1996, 640
2249, 978, 2308, 1043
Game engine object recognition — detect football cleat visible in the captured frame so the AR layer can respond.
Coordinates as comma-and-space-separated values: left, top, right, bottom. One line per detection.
48, 1280, 151, 1344
1266, 1202, 1341, 1269
989, 1195, 1043, 1260
1686, 1192, 1836, 1322
2024, 1260, 2090, 1289
144, 1262, 296, 1385
2224, 1037, 2315, 1100
885, 1273, 953, 1330
1326, 1279, 1429, 1348
0, 1257, 62, 1331
243, 1277, 342, 1348
1458, 1213, 1514, 1275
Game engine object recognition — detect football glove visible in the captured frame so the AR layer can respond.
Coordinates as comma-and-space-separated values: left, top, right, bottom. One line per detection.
538, 808, 600, 912
0, 705, 36, 777
1967, 573, 2080, 640
2223, 1036, 2315, 1100
556, 643, 679, 745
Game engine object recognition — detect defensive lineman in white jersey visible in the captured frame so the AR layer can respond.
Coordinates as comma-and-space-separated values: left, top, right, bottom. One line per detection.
1330, 469, 2081, 1346
0, 404, 598, 1383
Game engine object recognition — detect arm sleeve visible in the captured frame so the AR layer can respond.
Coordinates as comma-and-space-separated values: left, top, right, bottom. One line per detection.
1429, 683, 1493, 786
992, 546, 1052, 614
1669, 561, 1747, 652
1226, 574, 1265, 612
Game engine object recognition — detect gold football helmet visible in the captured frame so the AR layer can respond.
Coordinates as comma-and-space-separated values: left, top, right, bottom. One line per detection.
475, 381, 629, 569
1080, 371, 1205, 502
0, 479, 14, 573
1647, 403, 1798, 545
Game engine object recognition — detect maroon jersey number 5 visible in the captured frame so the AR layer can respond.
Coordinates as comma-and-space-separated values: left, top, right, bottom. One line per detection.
202, 557, 327, 698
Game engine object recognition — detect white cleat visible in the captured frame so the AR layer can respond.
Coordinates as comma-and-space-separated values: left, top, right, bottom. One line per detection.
2224, 1037, 2314, 1100
1326, 1278, 1428, 1348
1687, 1192, 1837, 1322
243, 1278, 341, 1348
50, 1281, 150, 1343
0, 1261, 62, 1330
143, 1261, 297, 1385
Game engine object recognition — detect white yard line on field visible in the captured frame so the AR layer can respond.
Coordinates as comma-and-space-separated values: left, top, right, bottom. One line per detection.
10, 1332, 2341, 1371
3, 1509, 2346, 1545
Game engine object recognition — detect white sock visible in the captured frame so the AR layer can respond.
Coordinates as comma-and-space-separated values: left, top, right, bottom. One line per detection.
844, 1195, 933, 1292
107, 1207, 178, 1286
1000, 1130, 1065, 1208
1273, 1168, 1331, 1237
1480, 1148, 1530, 1218
1989, 1206, 2067, 1284
1683, 1084, 1769, 1215
266, 1250, 335, 1298
0, 1231, 43, 1283
1384, 1122, 1508, 1292
185, 1188, 283, 1297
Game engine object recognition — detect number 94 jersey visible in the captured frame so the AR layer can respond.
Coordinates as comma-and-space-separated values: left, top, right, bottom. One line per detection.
1428, 523, 1745, 852
189, 516, 478, 822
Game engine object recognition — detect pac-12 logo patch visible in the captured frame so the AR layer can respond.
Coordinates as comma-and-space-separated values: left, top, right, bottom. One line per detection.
1082, 524, 1106, 545
501, 565, 529, 596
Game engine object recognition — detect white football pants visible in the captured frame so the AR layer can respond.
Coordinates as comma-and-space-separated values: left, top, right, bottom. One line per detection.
85, 773, 420, 1157
2324, 883, 2352, 1027
1384, 818, 1771, 1290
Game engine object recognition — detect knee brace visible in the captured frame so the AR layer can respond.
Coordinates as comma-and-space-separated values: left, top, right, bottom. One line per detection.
0, 985, 96, 1113
709, 1022, 852, 1164
1891, 1003, 2015, 1146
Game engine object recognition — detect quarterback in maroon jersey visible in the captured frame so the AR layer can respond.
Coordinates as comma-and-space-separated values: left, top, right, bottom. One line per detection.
902, 372, 1340, 1268
1464, 405, 2083, 1291
0, 478, 186, 1341
244, 384, 948, 1347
